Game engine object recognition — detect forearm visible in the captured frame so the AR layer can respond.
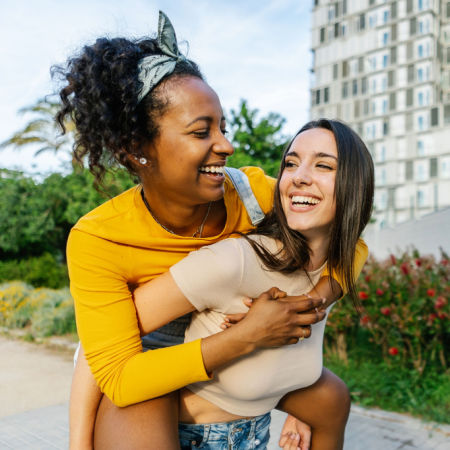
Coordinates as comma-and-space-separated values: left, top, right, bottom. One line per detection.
308, 276, 342, 308
69, 348, 102, 450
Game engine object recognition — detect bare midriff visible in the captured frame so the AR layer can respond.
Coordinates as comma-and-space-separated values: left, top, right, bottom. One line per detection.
178, 388, 252, 424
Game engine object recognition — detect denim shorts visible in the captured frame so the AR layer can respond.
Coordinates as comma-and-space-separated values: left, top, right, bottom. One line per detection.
179, 412, 271, 449
141, 313, 191, 350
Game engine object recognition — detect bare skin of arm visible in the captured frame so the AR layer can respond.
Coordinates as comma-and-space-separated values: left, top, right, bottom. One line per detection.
69, 276, 327, 450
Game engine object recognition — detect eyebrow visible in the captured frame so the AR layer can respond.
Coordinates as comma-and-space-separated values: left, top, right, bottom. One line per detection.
186, 116, 226, 127
285, 150, 337, 161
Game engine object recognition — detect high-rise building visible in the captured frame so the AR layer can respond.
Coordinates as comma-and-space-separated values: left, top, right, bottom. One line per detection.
310, 0, 450, 229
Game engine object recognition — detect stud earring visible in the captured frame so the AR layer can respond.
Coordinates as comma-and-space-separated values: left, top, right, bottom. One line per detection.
139, 157, 148, 165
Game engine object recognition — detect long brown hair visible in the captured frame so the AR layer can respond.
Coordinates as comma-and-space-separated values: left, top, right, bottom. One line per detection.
245, 119, 374, 305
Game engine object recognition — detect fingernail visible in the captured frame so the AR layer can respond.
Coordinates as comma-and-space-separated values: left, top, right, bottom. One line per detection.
322, 297, 326, 304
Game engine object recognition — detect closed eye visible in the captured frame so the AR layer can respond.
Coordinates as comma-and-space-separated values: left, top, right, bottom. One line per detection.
192, 129, 209, 138
317, 163, 333, 170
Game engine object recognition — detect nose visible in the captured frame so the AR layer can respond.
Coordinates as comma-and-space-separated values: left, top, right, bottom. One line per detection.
213, 132, 234, 157
293, 165, 312, 186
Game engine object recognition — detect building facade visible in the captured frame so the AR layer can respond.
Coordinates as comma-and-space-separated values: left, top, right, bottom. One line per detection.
310, 0, 450, 229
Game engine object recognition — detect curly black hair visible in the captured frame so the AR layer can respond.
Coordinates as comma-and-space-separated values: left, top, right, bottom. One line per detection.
52, 36, 203, 185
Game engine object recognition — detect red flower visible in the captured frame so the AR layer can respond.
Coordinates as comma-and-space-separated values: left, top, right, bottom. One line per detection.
390, 254, 396, 265
380, 307, 391, 316
427, 288, 436, 297
435, 296, 447, 309
400, 262, 410, 275
388, 347, 399, 356
441, 259, 448, 266
364, 275, 371, 282
415, 258, 422, 267
428, 313, 438, 323
360, 315, 370, 325
376, 288, 384, 296
438, 312, 448, 320
358, 291, 369, 300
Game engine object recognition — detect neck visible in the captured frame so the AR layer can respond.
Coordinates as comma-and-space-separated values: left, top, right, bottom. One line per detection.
141, 186, 225, 238
305, 234, 330, 271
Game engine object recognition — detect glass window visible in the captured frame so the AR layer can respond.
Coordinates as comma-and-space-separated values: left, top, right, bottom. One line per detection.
417, 140, 425, 156
324, 87, 329, 103
359, 14, 365, 31
417, 68, 423, 81
430, 158, 438, 177
418, 44, 424, 58
383, 54, 389, 67
389, 92, 396, 110
418, 92, 424, 106
406, 88, 413, 106
410, 18, 417, 36
316, 90, 321, 105
333, 63, 339, 79
383, 32, 389, 45
383, 121, 389, 136
342, 82, 348, 98
406, 161, 413, 180
320, 27, 326, 43
383, 10, 389, 24
352, 79, 358, 95
431, 107, 439, 126
444, 104, 450, 124
362, 76, 367, 94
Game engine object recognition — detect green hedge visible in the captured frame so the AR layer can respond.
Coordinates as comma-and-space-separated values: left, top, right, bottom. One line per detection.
0, 253, 68, 288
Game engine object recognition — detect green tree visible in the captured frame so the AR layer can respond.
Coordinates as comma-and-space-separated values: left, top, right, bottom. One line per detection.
227, 100, 290, 177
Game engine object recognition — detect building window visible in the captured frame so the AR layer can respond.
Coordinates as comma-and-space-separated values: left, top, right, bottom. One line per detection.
410, 18, 417, 36
391, 2, 397, 20
364, 99, 369, 115
388, 70, 395, 87
382, 99, 388, 114
361, 76, 367, 94
407, 42, 413, 60
359, 14, 365, 31
372, 79, 377, 93
354, 100, 360, 118
418, 92, 424, 106
418, 0, 424, 11
442, 158, 450, 178
389, 92, 396, 110
418, 115, 424, 130
342, 60, 349, 77
407, 64, 415, 83
417, 67, 424, 81
431, 107, 439, 126
406, 161, 413, 180
383, 54, 389, 68
316, 89, 321, 105
444, 104, 450, 124
383, 32, 389, 46
383, 120, 389, 136
334, 22, 340, 38
352, 79, 358, 95
417, 140, 425, 156
447, 47, 450, 64
418, 44, 424, 58
358, 56, 364, 73
447, 2, 450, 18
333, 63, 339, 79
324, 87, 329, 103
406, 88, 413, 106
407, 0, 413, 14
390, 47, 397, 64
417, 190, 425, 207
382, 76, 387, 91
383, 10, 390, 24
342, 82, 349, 98
320, 27, 326, 43
430, 158, 438, 178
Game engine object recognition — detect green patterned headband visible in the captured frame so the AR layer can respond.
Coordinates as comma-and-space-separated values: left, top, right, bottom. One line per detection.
137, 11, 189, 103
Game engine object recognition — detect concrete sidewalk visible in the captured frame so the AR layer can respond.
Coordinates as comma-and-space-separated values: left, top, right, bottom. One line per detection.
1, 335, 449, 449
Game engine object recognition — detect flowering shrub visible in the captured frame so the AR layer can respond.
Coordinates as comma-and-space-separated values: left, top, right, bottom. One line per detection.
325, 250, 449, 374
0, 281, 76, 337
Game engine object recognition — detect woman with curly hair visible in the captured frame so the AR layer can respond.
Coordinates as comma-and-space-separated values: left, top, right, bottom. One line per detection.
56, 11, 368, 449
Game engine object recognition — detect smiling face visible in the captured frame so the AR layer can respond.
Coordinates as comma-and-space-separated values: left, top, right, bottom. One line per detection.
279, 127, 338, 242
141, 76, 234, 207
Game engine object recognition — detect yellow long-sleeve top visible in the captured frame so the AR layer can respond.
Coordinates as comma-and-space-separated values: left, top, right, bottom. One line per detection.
67, 167, 368, 407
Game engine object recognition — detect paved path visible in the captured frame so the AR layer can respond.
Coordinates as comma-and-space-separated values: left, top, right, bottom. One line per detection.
1, 335, 449, 449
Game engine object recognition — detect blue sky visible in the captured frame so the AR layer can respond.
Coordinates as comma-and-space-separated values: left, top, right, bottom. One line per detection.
0, 0, 312, 175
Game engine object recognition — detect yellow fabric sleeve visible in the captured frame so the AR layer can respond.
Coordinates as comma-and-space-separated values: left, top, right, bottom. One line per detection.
321, 238, 368, 294
67, 229, 211, 407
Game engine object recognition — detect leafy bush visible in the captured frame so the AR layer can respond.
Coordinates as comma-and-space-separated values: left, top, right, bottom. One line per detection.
326, 250, 449, 374
0, 281, 76, 337
0, 253, 68, 288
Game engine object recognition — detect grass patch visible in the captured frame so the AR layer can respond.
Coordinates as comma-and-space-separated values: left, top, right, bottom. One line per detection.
324, 352, 450, 424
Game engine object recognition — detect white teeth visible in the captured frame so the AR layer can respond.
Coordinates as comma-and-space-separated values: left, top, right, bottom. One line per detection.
199, 166, 225, 174
291, 195, 320, 205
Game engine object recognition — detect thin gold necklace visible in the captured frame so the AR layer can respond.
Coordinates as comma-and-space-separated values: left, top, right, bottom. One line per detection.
141, 189, 212, 238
